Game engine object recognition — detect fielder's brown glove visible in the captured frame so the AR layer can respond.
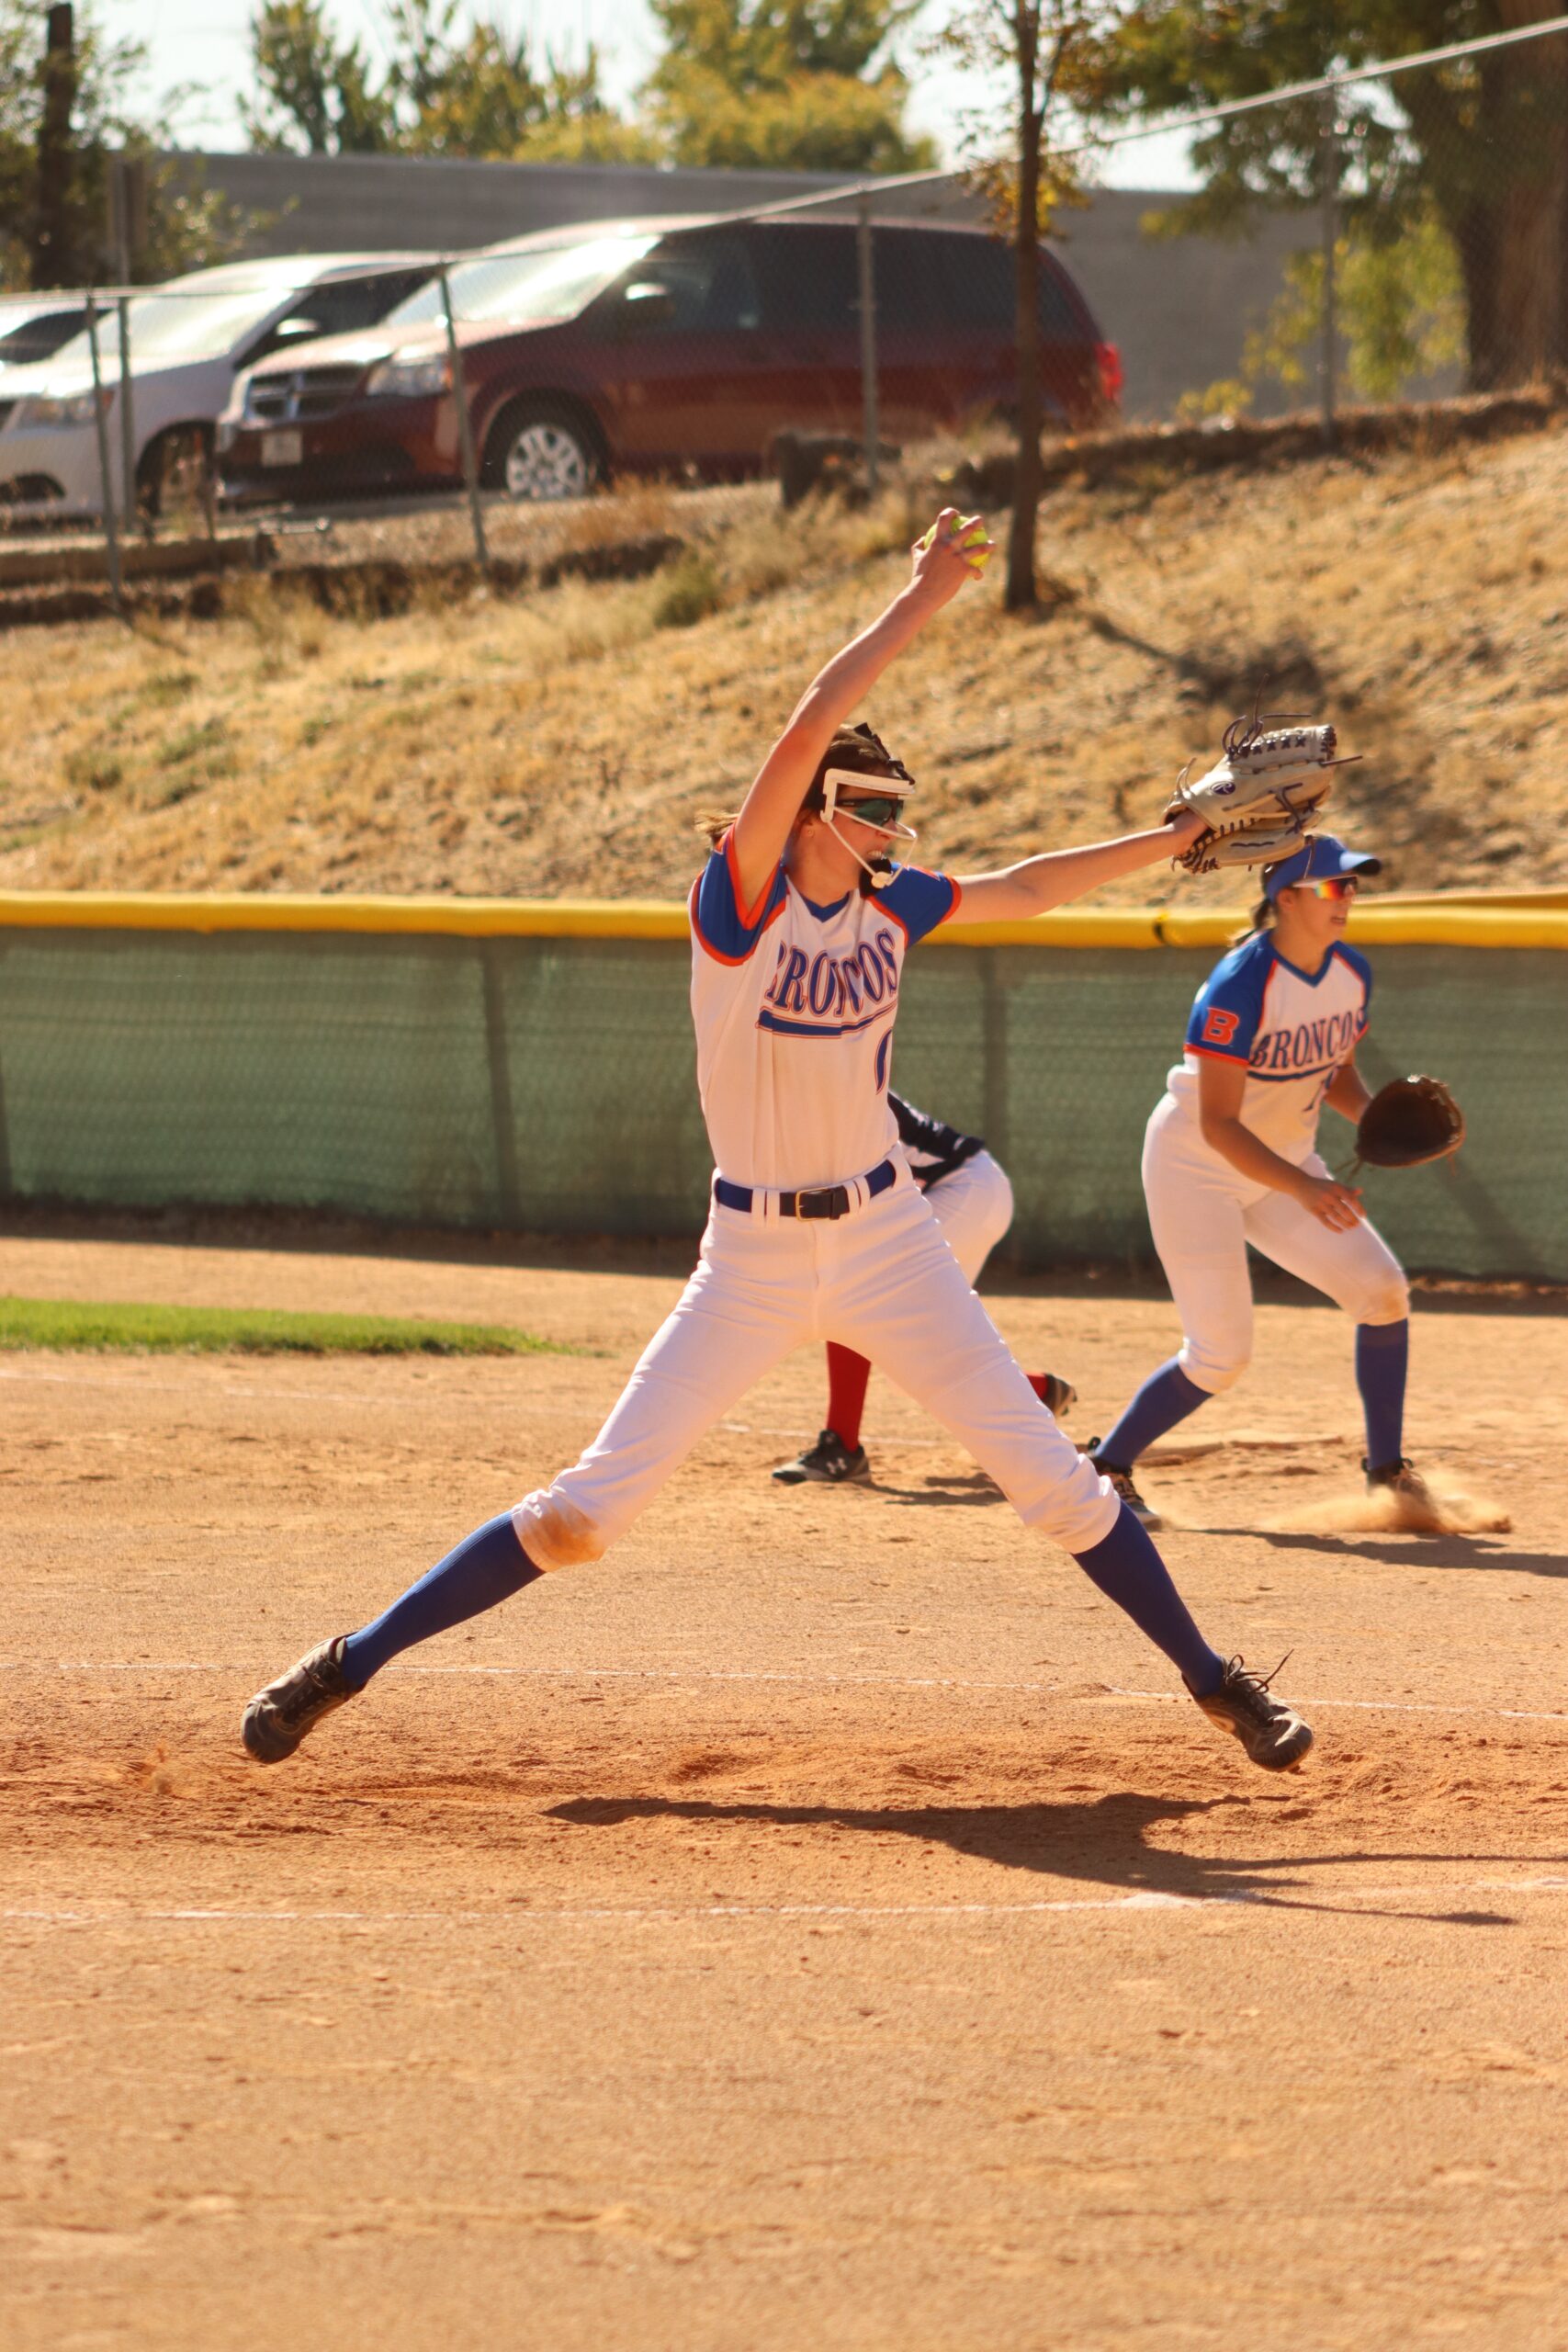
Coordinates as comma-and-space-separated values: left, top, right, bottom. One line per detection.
1168, 713, 1347, 876
1354, 1076, 1466, 1170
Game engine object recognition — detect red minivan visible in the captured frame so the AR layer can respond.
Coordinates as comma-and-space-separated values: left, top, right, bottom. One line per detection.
217, 213, 1120, 503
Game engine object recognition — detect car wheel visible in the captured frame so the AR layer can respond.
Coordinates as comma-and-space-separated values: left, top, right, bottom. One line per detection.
486, 402, 601, 502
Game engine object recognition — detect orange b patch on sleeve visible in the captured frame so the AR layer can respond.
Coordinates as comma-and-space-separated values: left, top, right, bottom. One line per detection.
1201, 1007, 1241, 1047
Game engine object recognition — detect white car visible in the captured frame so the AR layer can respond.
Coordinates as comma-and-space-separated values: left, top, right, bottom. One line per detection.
0, 294, 91, 379
0, 254, 436, 521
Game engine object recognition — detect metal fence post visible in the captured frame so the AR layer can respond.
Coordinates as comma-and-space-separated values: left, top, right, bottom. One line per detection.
440, 261, 489, 570
116, 293, 141, 540
856, 196, 881, 496
1320, 99, 1339, 449
84, 292, 124, 616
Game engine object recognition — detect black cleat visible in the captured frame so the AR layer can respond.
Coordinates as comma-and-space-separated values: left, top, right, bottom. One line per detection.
243, 1637, 356, 1764
1365, 1455, 1437, 1502
772, 1428, 872, 1487
1085, 1437, 1162, 1531
1187, 1654, 1314, 1771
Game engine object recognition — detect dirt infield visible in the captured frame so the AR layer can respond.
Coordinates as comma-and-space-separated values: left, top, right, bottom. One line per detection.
3, 1235, 1566, 2350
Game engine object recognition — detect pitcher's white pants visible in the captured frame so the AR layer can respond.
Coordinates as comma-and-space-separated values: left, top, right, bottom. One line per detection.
926, 1148, 1014, 1286
1142, 1096, 1410, 1396
513, 1162, 1117, 1569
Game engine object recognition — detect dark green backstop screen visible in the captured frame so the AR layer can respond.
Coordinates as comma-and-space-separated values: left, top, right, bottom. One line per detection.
0, 926, 1562, 1278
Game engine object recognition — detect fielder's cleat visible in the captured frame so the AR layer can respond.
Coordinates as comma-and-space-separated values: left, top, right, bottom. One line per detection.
772, 1428, 872, 1487
1033, 1372, 1077, 1419
242, 1636, 357, 1764
1364, 1454, 1445, 1532
1366, 1455, 1432, 1498
1084, 1437, 1162, 1532
1187, 1654, 1314, 1772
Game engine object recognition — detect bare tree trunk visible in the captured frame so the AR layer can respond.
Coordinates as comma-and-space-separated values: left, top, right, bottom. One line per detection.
1408, 6, 1568, 390
1490, 4, 1568, 379
1006, 4, 1042, 613
32, 4, 76, 291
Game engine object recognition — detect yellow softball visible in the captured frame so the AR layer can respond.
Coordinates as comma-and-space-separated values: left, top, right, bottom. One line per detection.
918, 514, 991, 571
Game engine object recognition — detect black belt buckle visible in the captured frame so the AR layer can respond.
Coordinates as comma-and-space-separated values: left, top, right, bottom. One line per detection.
794, 1184, 850, 1220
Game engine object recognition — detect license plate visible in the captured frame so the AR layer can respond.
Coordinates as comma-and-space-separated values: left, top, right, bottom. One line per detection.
261, 429, 302, 467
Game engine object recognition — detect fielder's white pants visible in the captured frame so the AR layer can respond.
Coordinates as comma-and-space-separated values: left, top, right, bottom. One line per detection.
924, 1148, 1014, 1286
1142, 1096, 1410, 1396
513, 1159, 1117, 1568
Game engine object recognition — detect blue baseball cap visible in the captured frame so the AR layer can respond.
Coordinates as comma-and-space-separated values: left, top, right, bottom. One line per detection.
1264, 833, 1382, 900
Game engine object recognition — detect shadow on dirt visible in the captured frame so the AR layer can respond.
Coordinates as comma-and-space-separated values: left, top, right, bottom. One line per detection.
546, 1786, 1551, 1919
874, 1471, 1005, 1509
1255, 1529, 1567, 1578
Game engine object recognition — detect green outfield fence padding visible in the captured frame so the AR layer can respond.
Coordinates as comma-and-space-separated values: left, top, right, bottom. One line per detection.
0, 899, 1564, 1280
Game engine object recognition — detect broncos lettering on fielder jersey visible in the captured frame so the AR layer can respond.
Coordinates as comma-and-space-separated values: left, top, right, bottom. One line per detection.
1165, 930, 1371, 1160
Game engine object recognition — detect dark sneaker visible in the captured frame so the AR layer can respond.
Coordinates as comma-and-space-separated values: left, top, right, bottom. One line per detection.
1187, 1654, 1314, 1771
1085, 1437, 1162, 1532
1364, 1455, 1442, 1527
243, 1636, 356, 1764
1034, 1372, 1077, 1419
772, 1428, 872, 1487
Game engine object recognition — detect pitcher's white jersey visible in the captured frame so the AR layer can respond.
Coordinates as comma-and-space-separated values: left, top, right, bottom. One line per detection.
1164, 930, 1371, 1164
689, 829, 960, 1191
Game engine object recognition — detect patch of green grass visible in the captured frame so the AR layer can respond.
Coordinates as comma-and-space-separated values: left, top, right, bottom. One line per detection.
0, 1295, 574, 1357
64, 747, 125, 793
163, 717, 231, 768
652, 552, 722, 630
138, 670, 197, 709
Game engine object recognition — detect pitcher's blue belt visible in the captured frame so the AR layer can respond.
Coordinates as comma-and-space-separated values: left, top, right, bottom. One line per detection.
714, 1157, 897, 1222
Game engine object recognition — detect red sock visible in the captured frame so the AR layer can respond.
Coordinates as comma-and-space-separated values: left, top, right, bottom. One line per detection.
825, 1343, 872, 1452
1025, 1373, 1051, 1404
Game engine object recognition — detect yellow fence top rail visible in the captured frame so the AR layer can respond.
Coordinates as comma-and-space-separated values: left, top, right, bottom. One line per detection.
2, 890, 1566, 951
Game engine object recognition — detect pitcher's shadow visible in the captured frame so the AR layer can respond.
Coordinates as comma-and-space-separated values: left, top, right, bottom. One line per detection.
547, 1787, 1551, 1920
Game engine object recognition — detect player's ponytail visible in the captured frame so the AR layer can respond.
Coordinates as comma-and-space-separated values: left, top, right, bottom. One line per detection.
1229, 880, 1279, 946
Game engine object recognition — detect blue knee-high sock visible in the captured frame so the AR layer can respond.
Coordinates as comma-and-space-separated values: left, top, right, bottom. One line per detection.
1099, 1356, 1210, 1470
1072, 1501, 1224, 1695
341, 1512, 542, 1687
1356, 1319, 1409, 1471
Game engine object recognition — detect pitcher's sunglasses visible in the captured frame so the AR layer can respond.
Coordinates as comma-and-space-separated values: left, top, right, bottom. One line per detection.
837, 793, 907, 829
1306, 875, 1359, 901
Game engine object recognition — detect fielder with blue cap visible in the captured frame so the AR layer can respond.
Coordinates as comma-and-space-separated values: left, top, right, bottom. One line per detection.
1086, 828, 1446, 1532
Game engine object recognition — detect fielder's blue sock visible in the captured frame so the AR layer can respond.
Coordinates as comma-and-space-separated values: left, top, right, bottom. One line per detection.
1356, 1318, 1409, 1471
340, 1512, 542, 1687
1072, 1501, 1224, 1695
1099, 1355, 1210, 1470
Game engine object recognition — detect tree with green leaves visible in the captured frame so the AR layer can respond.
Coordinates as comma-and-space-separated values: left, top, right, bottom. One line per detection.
0, 0, 247, 288
1086, 1, 1568, 390
244, 0, 655, 163
645, 0, 934, 171
927, 1, 1108, 610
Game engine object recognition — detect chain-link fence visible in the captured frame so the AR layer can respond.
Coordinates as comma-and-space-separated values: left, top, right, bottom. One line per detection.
2, 17, 1566, 586
1, 905, 1563, 1279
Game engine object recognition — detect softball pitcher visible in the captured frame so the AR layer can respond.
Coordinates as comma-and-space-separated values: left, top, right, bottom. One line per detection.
1086, 833, 1433, 1530
771, 1090, 1075, 1487
243, 513, 1312, 1775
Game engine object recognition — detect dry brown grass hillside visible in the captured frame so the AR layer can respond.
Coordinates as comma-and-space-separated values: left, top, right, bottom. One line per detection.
3, 425, 1567, 904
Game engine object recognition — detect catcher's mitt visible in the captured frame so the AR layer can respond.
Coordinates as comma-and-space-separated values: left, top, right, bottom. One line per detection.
1354, 1075, 1465, 1170
1168, 711, 1348, 876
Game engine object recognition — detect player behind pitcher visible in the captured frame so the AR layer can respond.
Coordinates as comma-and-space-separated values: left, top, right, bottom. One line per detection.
243, 513, 1313, 1776
771, 1090, 1075, 1487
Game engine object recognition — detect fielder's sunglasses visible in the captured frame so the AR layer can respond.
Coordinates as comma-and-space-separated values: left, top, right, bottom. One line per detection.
1306, 875, 1360, 901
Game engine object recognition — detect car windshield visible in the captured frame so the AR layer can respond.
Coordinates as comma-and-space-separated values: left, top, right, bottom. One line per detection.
384, 234, 659, 331
46, 285, 301, 371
